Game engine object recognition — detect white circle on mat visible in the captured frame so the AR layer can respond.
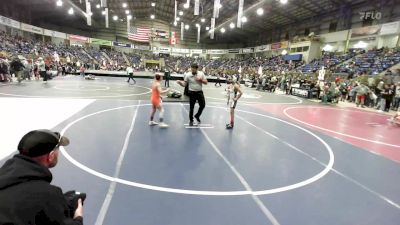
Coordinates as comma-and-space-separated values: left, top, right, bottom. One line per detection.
220, 92, 261, 99
60, 103, 334, 196
284, 106, 399, 148
54, 85, 110, 91
0, 84, 151, 98
206, 94, 303, 105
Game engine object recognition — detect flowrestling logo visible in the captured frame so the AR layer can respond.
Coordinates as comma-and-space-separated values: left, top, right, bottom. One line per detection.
360, 11, 382, 20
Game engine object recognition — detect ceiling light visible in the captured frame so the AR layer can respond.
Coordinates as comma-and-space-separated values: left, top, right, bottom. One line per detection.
68, 8, 74, 15
241, 16, 247, 23
229, 23, 235, 29
201, 18, 205, 23
122, 3, 127, 8
195, 23, 200, 27
113, 15, 118, 21
96, 4, 100, 9
218, 3, 222, 9
184, 3, 189, 8
101, 10, 106, 15
354, 41, 367, 49
125, 10, 130, 14
150, 14, 155, 19
185, 24, 189, 30
280, 0, 288, 4
151, 2, 156, 7
220, 28, 226, 33
127, 15, 132, 20
206, 26, 210, 30
257, 8, 264, 15
173, 21, 177, 26
322, 44, 333, 52
176, 17, 180, 21
179, 11, 183, 16
56, 0, 63, 7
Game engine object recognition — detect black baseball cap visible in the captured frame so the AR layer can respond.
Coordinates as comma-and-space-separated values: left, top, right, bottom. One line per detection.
18, 129, 70, 157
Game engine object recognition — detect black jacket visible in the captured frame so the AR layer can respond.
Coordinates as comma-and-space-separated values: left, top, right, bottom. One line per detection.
0, 154, 83, 225
9, 60, 24, 72
381, 87, 392, 100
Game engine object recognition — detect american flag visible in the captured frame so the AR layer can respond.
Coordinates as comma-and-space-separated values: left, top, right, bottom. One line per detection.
128, 26, 150, 42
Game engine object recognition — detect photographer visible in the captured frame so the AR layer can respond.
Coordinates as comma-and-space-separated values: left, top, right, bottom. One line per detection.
0, 129, 84, 225
177, 64, 208, 126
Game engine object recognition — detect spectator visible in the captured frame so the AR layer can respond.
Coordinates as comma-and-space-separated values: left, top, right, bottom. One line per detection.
353, 83, 370, 108
24, 59, 32, 80
394, 82, 400, 110
164, 69, 170, 87
10, 56, 25, 83
379, 84, 392, 112
339, 81, 348, 102
37, 57, 46, 83
0, 54, 10, 82
33, 63, 40, 80
79, 65, 85, 77
0, 129, 84, 225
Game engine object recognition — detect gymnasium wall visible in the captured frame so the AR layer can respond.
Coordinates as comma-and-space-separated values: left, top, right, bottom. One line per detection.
248, 1, 400, 46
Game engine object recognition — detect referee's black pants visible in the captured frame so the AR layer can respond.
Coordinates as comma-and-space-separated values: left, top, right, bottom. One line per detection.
189, 91, 206, 122
215, 79, 222, 87
164, 79, 170, 87
40, 71, 47, 81
127, 73, 136, 84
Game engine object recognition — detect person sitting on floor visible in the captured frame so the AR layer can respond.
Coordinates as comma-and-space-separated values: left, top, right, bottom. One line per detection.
84, 74, 95, 80
389, 109, 400, 125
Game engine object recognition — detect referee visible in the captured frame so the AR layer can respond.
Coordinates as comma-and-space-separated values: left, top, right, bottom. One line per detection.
177, 64, 208, 126
126, 65, 136, 84
164, 69, 170, 87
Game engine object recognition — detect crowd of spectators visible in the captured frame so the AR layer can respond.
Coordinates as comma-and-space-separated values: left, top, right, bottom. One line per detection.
300, 51, 359, 73
164, 55, 304, 78
254, 72, 400, 113
337, 48, 400, 76
1, 31, 399, 114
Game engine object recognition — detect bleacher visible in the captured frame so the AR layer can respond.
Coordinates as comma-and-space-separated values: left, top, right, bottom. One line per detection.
300, 51, 357, 73
340, 48, 400, 75
0, 29, 398, 78
125, 53, 142, 67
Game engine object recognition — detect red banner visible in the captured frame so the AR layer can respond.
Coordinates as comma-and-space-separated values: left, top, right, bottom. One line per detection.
68, 35, 89, 42
271, 42, 281, 49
